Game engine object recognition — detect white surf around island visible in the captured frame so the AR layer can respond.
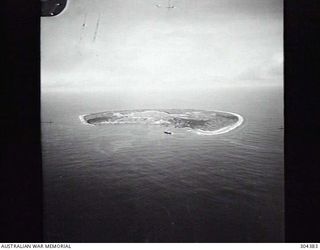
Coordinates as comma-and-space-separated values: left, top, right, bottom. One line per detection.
193, 111, 244, 135
79, 110, 244, 135
79, 114, 95, 126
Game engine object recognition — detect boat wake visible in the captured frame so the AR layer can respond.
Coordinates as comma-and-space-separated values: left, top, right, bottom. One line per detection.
79, 109, 244, 135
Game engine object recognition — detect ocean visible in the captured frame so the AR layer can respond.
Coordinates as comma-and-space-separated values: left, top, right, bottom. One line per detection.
41, 85, 284, 242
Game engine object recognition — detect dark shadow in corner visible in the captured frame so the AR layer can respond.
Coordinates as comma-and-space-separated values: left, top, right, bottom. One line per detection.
41, 0, 67, 17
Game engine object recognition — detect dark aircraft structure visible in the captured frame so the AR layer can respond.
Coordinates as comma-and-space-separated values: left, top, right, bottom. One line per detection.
41, 0, 67, 17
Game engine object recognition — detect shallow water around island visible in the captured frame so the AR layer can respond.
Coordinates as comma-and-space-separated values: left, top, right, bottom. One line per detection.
42, 85, 283, 242
81, 109, 243, 135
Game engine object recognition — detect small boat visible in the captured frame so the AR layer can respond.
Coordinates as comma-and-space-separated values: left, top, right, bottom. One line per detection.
164, 131, 172, 135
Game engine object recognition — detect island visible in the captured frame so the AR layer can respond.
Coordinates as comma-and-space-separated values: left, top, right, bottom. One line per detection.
79, 109, 244, 135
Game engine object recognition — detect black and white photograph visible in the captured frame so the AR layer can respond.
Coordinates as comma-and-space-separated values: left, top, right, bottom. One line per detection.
41, 0, 284, 242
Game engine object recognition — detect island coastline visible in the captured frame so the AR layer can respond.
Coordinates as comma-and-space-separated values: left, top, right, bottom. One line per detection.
78, 109, 244, 135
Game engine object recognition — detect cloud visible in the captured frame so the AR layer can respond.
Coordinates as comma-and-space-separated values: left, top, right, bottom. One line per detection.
41, 0, 283, 91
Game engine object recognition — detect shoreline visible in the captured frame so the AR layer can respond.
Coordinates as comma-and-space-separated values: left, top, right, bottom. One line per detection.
194, 110, 244, 135
78, 114, 94, 126
78, 110, 244, 135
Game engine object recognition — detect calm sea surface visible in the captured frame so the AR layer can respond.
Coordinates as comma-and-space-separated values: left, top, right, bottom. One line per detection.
41, 86, 284, 242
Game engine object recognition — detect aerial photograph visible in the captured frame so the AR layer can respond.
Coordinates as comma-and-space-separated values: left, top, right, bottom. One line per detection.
41, 0, 283, 242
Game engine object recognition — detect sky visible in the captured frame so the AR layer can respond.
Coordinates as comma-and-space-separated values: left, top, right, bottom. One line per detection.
41, 0, 283, 92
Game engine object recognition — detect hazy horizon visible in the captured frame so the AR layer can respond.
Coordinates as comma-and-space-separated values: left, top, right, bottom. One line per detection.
41, 0, 283, 92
